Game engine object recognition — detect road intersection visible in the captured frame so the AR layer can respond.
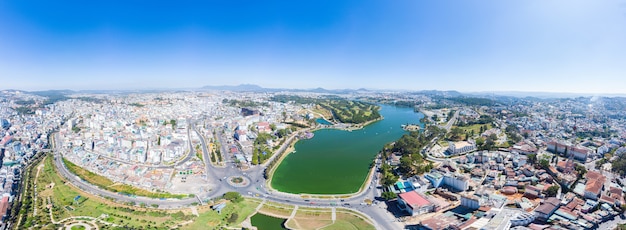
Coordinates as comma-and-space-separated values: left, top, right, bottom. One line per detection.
50, 122, 407, 229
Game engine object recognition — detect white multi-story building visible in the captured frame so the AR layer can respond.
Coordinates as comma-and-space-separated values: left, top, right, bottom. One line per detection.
443, 173, 469, 191
447, 140, 476, 155
461, 195, 480, 209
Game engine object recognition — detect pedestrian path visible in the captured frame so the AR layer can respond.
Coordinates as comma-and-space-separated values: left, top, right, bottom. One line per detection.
289, 205, 299, 219
190, 206, 199, 216
255, 199, 266, 211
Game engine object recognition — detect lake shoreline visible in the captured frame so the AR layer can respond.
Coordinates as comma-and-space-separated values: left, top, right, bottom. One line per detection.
265, 116, 383, 196
268, 105, 423, 195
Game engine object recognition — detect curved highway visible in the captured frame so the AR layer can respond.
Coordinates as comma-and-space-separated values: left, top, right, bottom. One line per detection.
51, 120, 404, 229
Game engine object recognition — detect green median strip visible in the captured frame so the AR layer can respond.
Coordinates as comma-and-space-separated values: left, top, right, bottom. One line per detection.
62, 158, 190, 199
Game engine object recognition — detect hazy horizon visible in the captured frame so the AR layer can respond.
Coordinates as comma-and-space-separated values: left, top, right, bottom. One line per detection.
2, 1, 625, 94
5, 84, 626, 98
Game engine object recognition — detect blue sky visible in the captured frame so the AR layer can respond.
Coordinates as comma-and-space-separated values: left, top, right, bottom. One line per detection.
1, 0, 625, 93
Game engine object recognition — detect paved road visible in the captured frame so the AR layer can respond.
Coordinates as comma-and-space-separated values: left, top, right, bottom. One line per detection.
52, 121, 400, 229
442, 109, 459, 131
599, 213, 626, 230
51, 134, 200, 209
424, 110, 460, 163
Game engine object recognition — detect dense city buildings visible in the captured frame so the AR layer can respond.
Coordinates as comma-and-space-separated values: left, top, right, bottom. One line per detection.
1, 89, 626, 229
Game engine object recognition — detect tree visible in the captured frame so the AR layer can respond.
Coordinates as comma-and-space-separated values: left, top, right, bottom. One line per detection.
251, 151, 259, 165
170, 119, 177, 129
540, 159, 550, 169
223, 192, 243, 203
399, 155, 414, 176
475, 137, 485, 147
277, 129, 289, 138
528, 153, 537, 164
380, 164, 398, 187
449, 127, 465, 141
546, 185, 559, 197
574, 164, 587, 178
381, 192, 397, 200
228, 213, 239, 224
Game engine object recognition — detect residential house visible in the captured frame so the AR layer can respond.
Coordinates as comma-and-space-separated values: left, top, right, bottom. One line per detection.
534, 197, 561, 221
584, 171, 606, 200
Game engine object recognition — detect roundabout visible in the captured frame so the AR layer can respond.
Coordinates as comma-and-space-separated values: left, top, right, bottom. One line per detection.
227, 176, 251, 187
62, 219, 99, 230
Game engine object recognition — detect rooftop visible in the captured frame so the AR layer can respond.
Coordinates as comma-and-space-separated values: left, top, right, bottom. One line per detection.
399, 191, 431, 208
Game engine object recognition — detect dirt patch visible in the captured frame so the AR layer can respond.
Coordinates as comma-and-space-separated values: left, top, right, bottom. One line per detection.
257, 207, 292, 219
205, 220, 220, 227
295, 210, 332, 219
288, 218, 333, 230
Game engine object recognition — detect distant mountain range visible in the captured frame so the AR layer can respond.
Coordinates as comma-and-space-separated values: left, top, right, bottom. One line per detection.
465, 91, 626, 99
200, 84, 473, 96
200, 84, 372, 94
3, 84, 623, 99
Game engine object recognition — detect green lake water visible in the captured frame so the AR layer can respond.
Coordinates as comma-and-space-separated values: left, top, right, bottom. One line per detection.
271, 105, 424, 194
250, 213, 287, 230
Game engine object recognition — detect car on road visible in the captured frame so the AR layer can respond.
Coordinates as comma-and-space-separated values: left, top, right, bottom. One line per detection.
342, 203, 350, 206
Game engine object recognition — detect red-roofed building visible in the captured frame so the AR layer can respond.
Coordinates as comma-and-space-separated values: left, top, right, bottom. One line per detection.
0, 196, 9, 222
256, 122, 272, 133
0, 135, 11, 146
584, 171, 606, 200
397, 191, 434, 216
547, 140, 590, 161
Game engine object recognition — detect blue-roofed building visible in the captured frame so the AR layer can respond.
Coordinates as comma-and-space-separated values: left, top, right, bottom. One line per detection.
394, 181, 416, 193
0, 119, 9, 130
396, 181, 405, 190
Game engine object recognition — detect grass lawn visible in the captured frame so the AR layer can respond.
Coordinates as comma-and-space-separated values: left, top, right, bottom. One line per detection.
182, 199, 258, 230
321, 212, 375, 230
453, 123, 493, 138
38, 156, 194, 229
285, 209, 333, 230
258, 202, 293, 218
321, 220, 359, 230
286, 218, 333, 230
63, 158, 187, 199
312, 106, 333, 120
33, 155, 374, 230
294, 209, 332, 219
63, 158, 113, 187
252, 203, 374, 230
